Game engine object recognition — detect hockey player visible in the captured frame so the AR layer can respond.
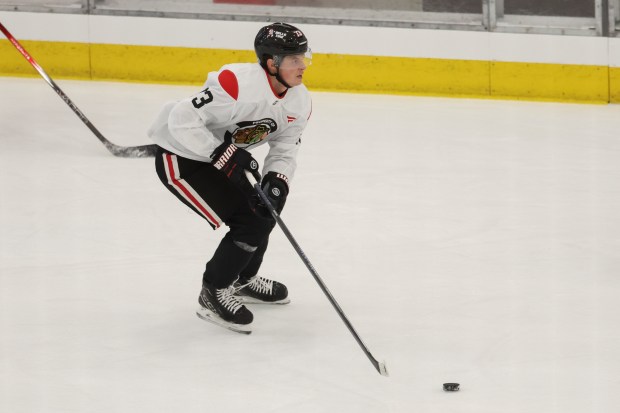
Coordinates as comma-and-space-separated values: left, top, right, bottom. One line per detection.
148, 23, 312, 334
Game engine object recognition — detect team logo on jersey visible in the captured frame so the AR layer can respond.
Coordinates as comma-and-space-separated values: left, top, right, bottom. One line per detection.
230, 118, 278, 145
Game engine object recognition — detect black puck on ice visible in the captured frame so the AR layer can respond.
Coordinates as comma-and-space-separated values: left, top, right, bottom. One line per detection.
443, 383, 460, 392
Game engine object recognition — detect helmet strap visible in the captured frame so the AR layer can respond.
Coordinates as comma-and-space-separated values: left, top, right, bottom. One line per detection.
274, 67, 292, 90
262, 60, 292, 93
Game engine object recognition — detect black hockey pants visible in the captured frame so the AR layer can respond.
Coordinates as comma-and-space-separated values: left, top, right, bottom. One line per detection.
155, 147, 275, 288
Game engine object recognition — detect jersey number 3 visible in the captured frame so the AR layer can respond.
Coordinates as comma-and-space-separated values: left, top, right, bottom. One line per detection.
192, 88, 214, 109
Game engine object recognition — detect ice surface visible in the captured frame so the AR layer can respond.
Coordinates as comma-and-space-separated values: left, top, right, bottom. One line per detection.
1, 77, 620, 412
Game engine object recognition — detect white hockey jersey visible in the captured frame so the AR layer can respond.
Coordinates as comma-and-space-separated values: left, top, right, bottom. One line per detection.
147, 63, 312, 181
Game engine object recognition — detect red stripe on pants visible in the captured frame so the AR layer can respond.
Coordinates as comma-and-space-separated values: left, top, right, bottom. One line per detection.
165, 154, 221, 228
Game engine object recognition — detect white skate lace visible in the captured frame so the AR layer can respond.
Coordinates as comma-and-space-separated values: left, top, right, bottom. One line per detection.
241, 276, 274, 295
216, 285, 244, 314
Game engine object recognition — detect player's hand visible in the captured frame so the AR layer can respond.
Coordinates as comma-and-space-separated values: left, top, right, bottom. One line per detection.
260, 172, 289, 214
211, 142, 261, 190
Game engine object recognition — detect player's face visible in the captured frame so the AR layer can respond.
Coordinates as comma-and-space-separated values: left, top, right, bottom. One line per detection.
277, 52, 311, 87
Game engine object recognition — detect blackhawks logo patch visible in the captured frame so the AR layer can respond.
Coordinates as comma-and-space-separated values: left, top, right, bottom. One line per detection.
230, 118, 278, 145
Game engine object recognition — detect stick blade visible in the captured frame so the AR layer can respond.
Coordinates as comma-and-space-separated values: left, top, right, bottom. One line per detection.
109, 143, 159, 158
371, 358, 389, 377
378, 360, 389, 377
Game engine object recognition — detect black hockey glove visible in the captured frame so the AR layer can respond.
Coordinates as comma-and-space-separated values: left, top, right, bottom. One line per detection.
211, 142, 261, 192
260, 172, 289, 214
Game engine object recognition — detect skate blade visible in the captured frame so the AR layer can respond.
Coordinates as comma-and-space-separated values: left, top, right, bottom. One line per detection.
196, 307, 252, 335
237, 296, 291, 305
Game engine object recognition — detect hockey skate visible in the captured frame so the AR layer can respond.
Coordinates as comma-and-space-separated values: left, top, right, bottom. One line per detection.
235, 275, 290, 305
196, 282, 253, 334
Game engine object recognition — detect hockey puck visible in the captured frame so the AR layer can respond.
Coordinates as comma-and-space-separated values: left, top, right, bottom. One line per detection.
443, 383, 460, 392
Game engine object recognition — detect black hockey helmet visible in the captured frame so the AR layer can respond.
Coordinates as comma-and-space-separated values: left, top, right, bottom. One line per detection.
254, 22, 309, 68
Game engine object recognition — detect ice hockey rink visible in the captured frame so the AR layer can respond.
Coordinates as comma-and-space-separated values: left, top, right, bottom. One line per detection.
1, 76, 619, 412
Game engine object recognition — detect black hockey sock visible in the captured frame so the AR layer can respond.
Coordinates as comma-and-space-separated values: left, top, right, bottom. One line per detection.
239, 236, 269, 280
203, 234, 255, 289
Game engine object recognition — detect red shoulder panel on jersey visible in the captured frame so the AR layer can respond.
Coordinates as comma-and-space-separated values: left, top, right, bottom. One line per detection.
218, 70, 239, 100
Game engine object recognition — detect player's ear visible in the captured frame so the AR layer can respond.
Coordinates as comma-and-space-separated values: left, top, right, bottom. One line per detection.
266, 58, 277, 75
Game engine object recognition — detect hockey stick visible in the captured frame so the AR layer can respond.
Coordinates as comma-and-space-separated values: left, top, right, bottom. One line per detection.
246, 171, 388, 377
0, 21, 158, 158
